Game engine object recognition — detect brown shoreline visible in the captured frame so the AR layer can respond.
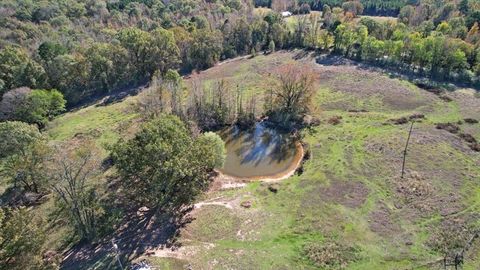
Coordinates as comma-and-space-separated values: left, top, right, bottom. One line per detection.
216, 141, 305, 183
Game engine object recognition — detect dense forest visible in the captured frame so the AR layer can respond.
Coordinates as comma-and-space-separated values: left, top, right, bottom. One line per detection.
2, 0, 480, 269
1, 0, 480, 110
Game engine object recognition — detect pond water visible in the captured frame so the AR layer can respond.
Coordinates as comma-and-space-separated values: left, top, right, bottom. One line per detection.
218, 122, 303, 179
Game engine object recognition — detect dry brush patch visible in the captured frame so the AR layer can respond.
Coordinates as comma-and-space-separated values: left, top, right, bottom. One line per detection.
395, 171, 433, 203
388, 113, 425, 125
427, 217, 478, 257
327, 115, 343, 125
303, 241, 360, 269
449, 90, 480, 120
436, 122, 480, 152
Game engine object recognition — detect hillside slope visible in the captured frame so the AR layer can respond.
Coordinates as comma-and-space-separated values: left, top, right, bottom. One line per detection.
47, 50, 480, 269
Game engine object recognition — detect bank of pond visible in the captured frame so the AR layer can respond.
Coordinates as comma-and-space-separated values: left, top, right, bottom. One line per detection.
217, 121, 304, 180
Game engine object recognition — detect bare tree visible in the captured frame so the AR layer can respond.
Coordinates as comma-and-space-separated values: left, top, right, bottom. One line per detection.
50, 142, 101, 241
0, 87, 31, 121
186, 73, 205, 123
271, 63, 316, 117
138, 69, 184, 119
138, 71, 173, 118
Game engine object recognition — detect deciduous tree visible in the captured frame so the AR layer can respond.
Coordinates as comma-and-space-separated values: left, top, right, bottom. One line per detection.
189, 29, 223, 70
147, 28, 180, 75
14, 89, 66, 127
51, 142, 102, 241
269, 63, 316, 124
111, 115, 225, 211
0, 207, 46, 270
0, 121, 50, 193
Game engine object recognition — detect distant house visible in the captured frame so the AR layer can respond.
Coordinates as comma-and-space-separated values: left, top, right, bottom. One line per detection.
281, 11, 292, 17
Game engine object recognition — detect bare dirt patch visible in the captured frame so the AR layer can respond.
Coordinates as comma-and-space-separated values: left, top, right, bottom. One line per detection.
369, 204, 402, 237
317, 180, 369, 209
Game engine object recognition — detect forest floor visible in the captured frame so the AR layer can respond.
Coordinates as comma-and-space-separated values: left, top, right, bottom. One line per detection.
44, 50, 480, 269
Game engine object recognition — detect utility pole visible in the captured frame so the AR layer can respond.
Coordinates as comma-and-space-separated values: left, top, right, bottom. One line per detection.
112, 239, 124, 270
401, 121, 414, 179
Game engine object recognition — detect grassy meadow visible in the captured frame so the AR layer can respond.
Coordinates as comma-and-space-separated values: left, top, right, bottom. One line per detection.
44, 50, 480, 269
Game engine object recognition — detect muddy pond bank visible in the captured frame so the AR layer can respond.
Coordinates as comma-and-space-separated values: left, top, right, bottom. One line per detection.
217, 122, 304, 181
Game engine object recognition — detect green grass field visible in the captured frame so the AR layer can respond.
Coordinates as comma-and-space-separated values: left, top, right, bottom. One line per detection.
42, 51, 480, 269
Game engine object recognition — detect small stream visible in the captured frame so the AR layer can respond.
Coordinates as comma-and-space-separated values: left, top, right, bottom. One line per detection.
217, 122, 303, 179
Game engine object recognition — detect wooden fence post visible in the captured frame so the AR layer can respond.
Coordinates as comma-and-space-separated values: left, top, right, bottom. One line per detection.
401, 121, 414, 179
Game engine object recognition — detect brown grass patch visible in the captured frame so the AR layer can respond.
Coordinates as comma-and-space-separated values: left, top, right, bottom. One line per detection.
396, 171, 433, 202
328, 116, 343, 125
369, 204, 402, 237
303, 241, 359, 269
317, 180, 369, 208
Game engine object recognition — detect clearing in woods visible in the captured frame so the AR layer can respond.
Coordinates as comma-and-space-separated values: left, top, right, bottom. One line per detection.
48, 51, 480, 269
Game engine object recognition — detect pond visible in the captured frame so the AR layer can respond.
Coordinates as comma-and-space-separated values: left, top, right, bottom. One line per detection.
218, 122, 303, 180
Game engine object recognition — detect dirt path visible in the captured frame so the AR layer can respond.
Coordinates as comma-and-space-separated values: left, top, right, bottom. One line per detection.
147, 242, 216, 260
194, 197, 235, 210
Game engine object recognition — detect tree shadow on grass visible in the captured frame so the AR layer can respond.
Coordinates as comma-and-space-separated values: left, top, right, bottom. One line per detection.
60, 176, 194, 270
61, 208, 193, 270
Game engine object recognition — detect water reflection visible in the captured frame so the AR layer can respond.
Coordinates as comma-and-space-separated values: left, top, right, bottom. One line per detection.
218, 122, 300, 178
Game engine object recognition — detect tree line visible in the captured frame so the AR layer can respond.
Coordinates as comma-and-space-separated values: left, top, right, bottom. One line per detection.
3, 0, 480, 109
281, 1, 480, 85
325, 0, 480, 84
0, 15, 291, 106
257, 0, 409, 16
